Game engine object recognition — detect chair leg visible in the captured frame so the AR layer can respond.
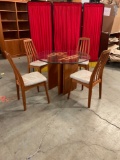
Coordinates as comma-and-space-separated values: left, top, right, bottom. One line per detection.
81, 85, 83, 90
84, 65, 89, 70
21, 89, 26, 111
36, 68, 41, 92
44, 82, 50, 103
37, 67, 41, 73
88, 87, 92, 108
67, 78, 72, 99
39, 67, 42, 73
28, 66, 30, 73
99, 81, 102, 99
16, 83, 20, 100
84, 66, 87, 70
87, 65, 89, 70
37, 86, 40, 92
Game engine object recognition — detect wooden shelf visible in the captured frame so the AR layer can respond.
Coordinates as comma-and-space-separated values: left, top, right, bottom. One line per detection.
0, 2, 15, 11
19, 30, 30, 38
18, 20, 28, 22
0, 1, 30, 58
2, 22, 17, 30
17, 12, 28, 20
18, 21, 29, 30
16, 2, 27, 12
17, 11, 28, 13
3, 30, 18, 32
99, 32, 120, 61
1, 12, 16, 21
0, 10, 16, 12
2, 20, 16, 22
19, 29, 29, 31
3, 31, 18, 39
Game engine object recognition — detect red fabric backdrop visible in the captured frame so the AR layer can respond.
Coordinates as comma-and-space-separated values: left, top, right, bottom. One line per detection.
82, 3, 104, 61
53, 2, 82, 54
28, 2, 52, 58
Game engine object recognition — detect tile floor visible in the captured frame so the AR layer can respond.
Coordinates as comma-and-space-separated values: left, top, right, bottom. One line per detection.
0, 55, 120, 160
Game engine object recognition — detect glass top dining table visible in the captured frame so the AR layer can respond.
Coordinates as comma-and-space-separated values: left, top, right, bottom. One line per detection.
39, 51, 90, 94
39, 51, 90, 64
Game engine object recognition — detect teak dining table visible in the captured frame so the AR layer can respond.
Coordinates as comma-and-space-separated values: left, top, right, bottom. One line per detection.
39, 51, 90, 95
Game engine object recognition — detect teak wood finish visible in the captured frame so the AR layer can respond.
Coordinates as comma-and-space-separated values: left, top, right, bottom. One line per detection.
68, 50, 110, 108
5, 51, 50, 111
0, 0, 30, 58
62, 64, 78, 94
23, 39, 47, 73
48, 63, 78, 95
76, 37, 90, 70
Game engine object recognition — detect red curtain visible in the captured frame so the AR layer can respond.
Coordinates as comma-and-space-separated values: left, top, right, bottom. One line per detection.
82, 3, 104, 61
28, 2, 52, 59
53, 2, 82, 54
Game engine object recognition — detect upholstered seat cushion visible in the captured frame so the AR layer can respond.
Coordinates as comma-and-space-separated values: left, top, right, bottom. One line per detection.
78, 60, 89, 65
70, 70, 92, 84
30, 60, 47, 67
22, 71, 47, 86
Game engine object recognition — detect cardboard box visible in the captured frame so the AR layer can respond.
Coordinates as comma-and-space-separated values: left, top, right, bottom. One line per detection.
102, 4, 120, 34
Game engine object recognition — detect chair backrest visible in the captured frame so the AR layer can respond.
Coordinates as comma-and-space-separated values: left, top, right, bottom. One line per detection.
23, 39, 37, 64
90, 50, 110, 84
76, 37, 90, 57
4, 51, 24, 86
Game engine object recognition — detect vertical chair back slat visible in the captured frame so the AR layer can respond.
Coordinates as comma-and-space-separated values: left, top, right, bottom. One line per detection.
76, 37, 90, 70
90, 50, 110, 83
5, 51, 24, 87
24, 39, 37, 64
77, 37, 90, 57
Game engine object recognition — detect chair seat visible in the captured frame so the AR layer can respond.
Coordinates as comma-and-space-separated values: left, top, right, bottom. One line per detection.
30, 60, 47, 67
22, 71, 47, 86
78, 60, 89, 65
70, 70, 92, 84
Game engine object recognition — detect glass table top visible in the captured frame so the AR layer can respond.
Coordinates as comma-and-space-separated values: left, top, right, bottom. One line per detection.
39, 51, 90, 64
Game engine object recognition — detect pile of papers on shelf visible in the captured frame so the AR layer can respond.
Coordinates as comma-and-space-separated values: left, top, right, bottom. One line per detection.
109, 37, 119, 43
108, 44, 120, 62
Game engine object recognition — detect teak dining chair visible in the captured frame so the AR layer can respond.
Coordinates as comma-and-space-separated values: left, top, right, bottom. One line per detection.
23, 39, 47, 73
68, 50, 110, 108
5, 51, 50, 111
76, 37, 90, 70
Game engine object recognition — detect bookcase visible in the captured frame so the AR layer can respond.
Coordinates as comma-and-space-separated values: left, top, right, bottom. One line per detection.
0, 0, 30, 58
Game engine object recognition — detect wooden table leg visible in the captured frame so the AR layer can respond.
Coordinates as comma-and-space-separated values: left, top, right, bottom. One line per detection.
48, 63, 58, 89
48, 63, 78, 95
63, 64, 78, 94
58, 64, 63, 94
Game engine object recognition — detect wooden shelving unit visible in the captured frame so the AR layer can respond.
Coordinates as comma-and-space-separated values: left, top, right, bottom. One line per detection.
0, 0, 30, 58
99, 32, 120, 62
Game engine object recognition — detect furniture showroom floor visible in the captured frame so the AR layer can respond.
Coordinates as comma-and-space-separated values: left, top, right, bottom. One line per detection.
0, 55, 120, 160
